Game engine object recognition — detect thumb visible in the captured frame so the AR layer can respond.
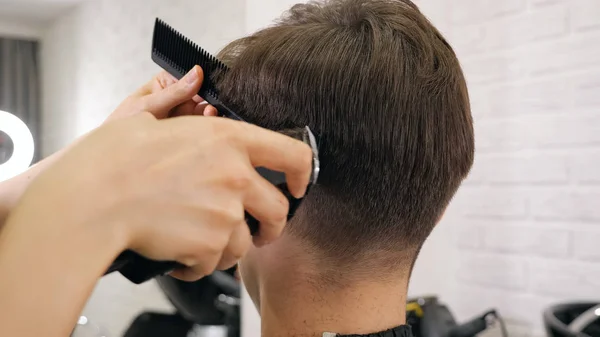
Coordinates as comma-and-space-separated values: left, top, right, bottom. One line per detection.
143, 66, 204, 113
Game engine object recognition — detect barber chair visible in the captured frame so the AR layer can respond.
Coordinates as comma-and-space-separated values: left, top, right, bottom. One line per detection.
122, 266, 241, 337
406, 296, 507, 337
543, 302, 600, 337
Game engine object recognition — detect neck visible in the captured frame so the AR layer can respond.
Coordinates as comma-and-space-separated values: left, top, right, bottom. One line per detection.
253, 240, 409, 337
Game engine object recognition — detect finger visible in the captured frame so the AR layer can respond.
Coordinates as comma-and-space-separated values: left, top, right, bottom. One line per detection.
155, 71, 178, 90
163, 116, 313, 197
187, 102, 217, 116
169, 266, 206, 282
240, 124, 314, 198
135, 70, 177, 96
171, 100, 199, 117
194, 102, 210, 116
170, 251, 222, 282
172, 100, 214, 117
216, 223, 252, 270
203, 104, 218, 117
141, 66, 204, 114
242, 168, 290, 245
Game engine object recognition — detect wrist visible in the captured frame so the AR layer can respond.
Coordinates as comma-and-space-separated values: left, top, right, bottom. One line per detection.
0, 200, 126, 336
0, 148, 68, 230
3, 200, 127, 276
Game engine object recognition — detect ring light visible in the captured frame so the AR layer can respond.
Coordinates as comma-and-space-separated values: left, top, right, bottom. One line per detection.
0, 110, 34, 182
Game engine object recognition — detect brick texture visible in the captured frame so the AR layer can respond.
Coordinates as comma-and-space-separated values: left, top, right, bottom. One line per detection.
572, 0, 600, 31
573, 229, 600, 261
442, 1, 600, 336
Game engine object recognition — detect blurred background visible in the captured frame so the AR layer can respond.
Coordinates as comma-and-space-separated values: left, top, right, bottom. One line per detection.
0, 0, 599, 336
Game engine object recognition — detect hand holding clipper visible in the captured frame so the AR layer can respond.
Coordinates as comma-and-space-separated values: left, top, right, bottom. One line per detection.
97, 115, 316, 283
107, 125, 319, 284
104, 19, 321, 284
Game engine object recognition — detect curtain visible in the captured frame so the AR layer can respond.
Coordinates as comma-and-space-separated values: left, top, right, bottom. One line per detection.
0, 37, 41, 163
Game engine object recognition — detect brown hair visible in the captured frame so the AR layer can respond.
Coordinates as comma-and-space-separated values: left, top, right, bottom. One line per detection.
216, 0, 474, 271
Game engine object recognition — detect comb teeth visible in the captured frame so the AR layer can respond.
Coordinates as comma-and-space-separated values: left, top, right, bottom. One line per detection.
152, 18, 228, 100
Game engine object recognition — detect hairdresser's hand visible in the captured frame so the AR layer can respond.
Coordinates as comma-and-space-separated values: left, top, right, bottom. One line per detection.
105, 66, 218, 122
0, 66, 216, 232
4, 113, 313, 282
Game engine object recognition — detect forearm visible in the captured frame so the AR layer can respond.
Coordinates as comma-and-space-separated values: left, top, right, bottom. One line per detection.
0, 138, 83, 229
0, 152, 59, 220
0, 195, 126, 337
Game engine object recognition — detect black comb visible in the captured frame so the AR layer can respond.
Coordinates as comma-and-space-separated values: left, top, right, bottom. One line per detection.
151, 18, 243, 121
104, 19, 318, 284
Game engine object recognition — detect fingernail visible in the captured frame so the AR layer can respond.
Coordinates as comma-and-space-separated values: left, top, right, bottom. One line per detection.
185, 67, 199, 85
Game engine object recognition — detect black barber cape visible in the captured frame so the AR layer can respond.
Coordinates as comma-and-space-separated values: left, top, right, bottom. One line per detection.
333, 325, 413, 337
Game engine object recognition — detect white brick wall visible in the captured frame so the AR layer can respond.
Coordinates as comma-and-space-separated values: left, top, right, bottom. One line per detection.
458, 253, 530, 291
573, 229, 600, 261
442, 1, 600, 336
480, 222, 571, 258
572, 0, 600, 31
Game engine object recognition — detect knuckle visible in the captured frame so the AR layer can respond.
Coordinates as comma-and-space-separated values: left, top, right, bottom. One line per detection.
218, 259, 237, 271
235, 237, 252, 259
172, 83, 188, 97
157, 72, 174, 88
138, 111, 157, 123
193, 254, 221, 276
123, 95, 138, 107
278, 191, 290, 210
230, 211, 246, 226
272, 196, 289, 223
223, 121, 246, 143
200, 255, 221, 275
205, 233, 229, 254
209, 200, 245, 225
227, 170, 252, 190
134, 97, 150, 112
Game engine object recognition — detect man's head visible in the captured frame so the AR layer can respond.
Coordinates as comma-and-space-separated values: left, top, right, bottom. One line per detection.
215, 0, 473, 302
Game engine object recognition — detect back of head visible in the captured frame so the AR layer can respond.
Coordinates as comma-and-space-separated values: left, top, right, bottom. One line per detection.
216, 0, 474, 274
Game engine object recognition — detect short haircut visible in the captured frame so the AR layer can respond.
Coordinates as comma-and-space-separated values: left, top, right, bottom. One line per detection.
216, 0, 474, 271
